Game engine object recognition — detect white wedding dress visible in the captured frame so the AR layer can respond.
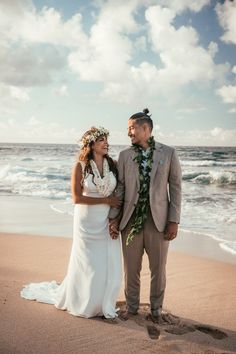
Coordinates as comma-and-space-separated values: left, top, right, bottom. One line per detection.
21, 164, 122, 319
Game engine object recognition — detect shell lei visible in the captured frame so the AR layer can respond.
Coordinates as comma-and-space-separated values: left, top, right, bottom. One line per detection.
90, 158, 113, 197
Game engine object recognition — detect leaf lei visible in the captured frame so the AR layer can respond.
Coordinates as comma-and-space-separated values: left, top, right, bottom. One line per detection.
126, 136, 156, 246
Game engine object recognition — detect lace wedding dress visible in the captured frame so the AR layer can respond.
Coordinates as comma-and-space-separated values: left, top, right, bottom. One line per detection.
21, 160, 122, 318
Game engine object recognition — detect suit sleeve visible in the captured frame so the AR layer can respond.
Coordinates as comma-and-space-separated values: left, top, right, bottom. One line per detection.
168, 149, 182, 223
108, 151, 125, 219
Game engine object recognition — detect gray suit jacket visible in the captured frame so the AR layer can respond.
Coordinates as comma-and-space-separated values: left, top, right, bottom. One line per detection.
109, 142, 182, 232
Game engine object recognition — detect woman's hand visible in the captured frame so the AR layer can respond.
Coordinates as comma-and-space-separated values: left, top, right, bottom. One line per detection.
106, 195, 122, 208
109, 218, 119, 239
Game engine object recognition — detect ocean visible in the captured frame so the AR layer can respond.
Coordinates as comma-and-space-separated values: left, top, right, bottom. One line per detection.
0, 143, 236, 257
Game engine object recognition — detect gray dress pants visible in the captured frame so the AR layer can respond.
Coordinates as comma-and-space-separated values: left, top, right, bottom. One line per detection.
121, 208, 169, 314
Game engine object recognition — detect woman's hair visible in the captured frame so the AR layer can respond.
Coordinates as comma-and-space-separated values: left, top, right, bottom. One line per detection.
77, 127, 118, 185
129, 108, 153, 130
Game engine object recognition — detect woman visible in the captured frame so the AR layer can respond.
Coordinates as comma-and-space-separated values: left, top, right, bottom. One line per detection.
21, 127, 122, 319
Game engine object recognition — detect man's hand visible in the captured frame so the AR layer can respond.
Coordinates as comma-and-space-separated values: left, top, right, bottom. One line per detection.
109, 218, 120, 240
164, 222, 178, 241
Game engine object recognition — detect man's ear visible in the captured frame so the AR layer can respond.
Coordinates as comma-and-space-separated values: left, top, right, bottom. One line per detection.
143, 122, 151, 133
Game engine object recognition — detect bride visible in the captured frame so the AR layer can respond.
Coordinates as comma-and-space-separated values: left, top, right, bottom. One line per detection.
21, 126, 122, 319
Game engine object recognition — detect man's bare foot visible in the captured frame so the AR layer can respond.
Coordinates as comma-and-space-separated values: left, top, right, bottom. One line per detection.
118, 310, 138, 321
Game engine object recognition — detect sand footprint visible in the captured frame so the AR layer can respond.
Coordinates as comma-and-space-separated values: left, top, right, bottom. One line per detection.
146, 325, 160, 340
165, 325, 196, 335
194, 325, 228, 340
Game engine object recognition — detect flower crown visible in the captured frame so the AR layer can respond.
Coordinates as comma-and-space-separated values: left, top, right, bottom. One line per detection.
80, 127, 109, 148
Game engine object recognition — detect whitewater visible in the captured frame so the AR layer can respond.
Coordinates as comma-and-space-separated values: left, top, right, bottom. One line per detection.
0, 143, 235, 257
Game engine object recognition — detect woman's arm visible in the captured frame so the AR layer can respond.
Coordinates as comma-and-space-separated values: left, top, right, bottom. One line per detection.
71, 162, 121, 207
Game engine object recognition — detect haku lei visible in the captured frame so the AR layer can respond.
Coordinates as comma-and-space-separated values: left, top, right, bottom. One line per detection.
80, 127, 109, 148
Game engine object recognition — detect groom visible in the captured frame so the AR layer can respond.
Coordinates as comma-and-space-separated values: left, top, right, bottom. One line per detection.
109, 108, 182, 321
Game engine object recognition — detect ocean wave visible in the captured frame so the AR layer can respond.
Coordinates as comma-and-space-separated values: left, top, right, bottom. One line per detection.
0, 164, 11, 179
218, 215, 236, 224
183, 170, 236, 185
220, 241, 236, 256
19, 189, 70, 199
45, 173, 70, 181
181, 160, 236, 167
180, 228, 236, 256
50, 201, 74, 216
0, 164, 70, 183
0, 163, 71, 199
21, 157, 35, 161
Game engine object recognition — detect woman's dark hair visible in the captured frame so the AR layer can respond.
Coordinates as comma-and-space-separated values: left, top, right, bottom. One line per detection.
78, 128, 118, 185
129, 108, 153, 130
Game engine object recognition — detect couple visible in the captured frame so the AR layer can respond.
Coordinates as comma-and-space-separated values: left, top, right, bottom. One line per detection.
21, 108, 182, 322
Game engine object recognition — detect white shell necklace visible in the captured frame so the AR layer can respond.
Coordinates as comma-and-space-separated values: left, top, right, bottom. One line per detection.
90, 158, 113, 197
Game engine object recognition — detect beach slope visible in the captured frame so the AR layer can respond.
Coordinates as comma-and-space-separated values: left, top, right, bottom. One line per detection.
0, 233, 236, 354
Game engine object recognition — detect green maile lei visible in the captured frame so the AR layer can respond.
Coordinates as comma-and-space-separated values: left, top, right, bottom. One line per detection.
126, 136, 156, 246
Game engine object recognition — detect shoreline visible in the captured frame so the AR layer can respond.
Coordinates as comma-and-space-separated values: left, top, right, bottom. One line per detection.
1, 232, 236, 353
1, 195, 236, 265
1, 227, 236, 265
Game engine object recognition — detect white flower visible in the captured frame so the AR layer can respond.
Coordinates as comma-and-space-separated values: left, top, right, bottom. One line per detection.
79, 127, 109, 148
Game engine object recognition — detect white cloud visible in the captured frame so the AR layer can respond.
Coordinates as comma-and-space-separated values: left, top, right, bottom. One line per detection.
208, 41, 218, 57
217, 85, 236, 104
160, 127, 236, 146
145, 5, 216, 84
211, 127, 223, 137
54, 85, 68, 97
68, 1, 138, 82
9, 86, 30, 102
209, 127, 236, 144
0, 2, 87, 48
158, 0, 211, 14
0, 84, 30, 114
112, 123, 236, 146
228, 107, 236, 114
0, 1, 81, 93
177, 105, 206, 114
28, 116, 40, 126
216, 1, 236, 45
100, 4, 223, 103
0, 0, 232, 111
232, 66, 236, 74
8, 118, 16, 127
0, 117, 81, 144
0, 42, 66, 88
0, 116, 235, 146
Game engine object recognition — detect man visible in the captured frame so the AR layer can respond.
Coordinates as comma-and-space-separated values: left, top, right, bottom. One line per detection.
109, 108, 182, 321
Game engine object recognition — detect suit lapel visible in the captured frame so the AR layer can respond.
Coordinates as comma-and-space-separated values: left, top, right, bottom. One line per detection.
150, 142, 163, 184
129, 149, 139, 186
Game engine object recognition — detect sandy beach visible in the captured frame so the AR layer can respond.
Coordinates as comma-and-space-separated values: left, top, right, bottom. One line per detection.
0, 232, 236, 354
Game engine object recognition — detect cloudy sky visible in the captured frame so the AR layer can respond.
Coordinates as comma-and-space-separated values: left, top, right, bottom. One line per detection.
0, 0, 235, 146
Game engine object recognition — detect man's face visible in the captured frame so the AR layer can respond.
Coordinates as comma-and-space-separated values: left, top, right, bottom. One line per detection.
127, 119, 145, 145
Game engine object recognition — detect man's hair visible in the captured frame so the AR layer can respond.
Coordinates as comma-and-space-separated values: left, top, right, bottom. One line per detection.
129, 108, 153, 130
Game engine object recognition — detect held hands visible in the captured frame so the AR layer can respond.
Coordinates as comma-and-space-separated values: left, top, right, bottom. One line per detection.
109, 218, 120, 240
164, 222, 178, 241
106, 195, 122, 209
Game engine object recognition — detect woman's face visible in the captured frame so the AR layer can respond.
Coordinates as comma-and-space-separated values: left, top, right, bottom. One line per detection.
92, 135, 109, 156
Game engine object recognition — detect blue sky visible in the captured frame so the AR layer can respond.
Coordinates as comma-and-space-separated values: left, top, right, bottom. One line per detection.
0, 0, 235, 145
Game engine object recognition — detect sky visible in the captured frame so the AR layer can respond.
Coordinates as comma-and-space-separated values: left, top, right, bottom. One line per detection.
0, 0, 235, 146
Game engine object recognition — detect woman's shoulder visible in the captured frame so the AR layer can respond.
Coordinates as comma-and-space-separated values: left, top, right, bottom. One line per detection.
73, 161, 85, 173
